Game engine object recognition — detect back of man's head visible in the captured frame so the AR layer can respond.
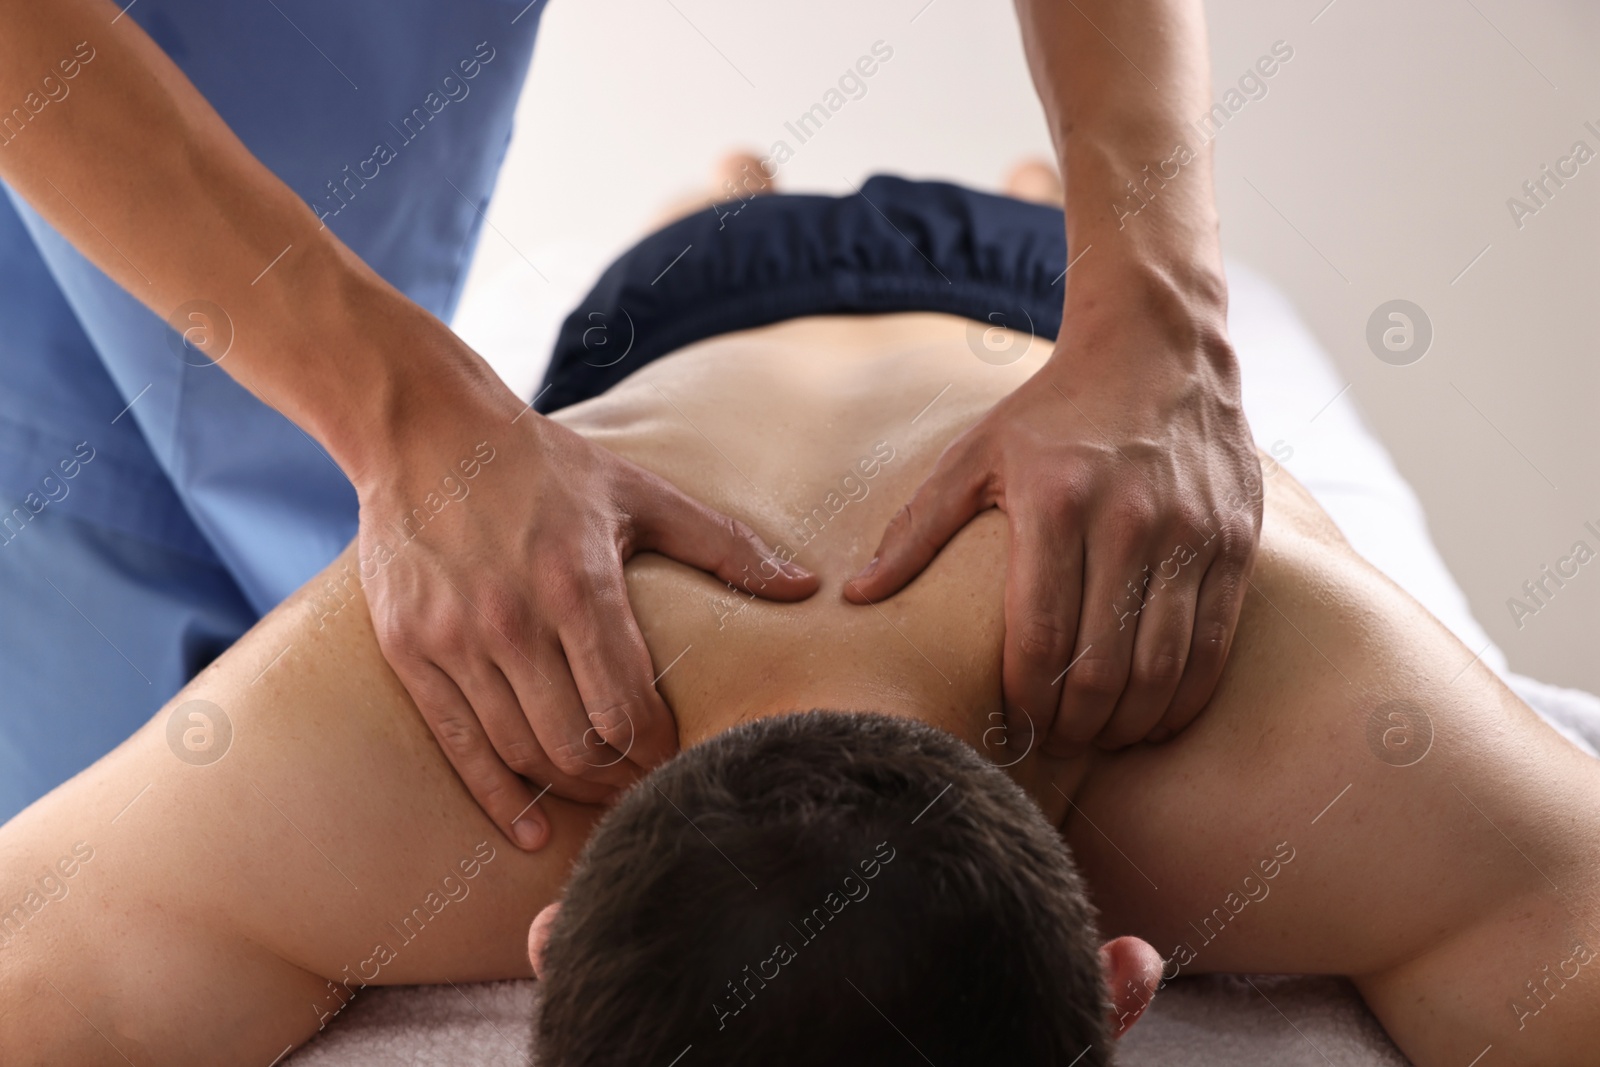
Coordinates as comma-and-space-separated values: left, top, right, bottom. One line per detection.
535, 710, 1112, 1066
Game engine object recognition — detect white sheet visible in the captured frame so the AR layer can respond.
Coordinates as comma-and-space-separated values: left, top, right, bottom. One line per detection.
287, 256, 1594, 1067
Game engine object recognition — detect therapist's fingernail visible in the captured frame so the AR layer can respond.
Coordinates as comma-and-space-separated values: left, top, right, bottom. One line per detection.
855, 556, 879, 579
779, 561, 810, 580
512, 814, 547, 851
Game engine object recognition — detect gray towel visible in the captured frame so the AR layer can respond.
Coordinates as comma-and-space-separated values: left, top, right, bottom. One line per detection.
285, 973, 1407, 1067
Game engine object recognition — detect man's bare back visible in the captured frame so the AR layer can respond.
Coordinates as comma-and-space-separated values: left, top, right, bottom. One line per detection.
1, 311, 1595, 1066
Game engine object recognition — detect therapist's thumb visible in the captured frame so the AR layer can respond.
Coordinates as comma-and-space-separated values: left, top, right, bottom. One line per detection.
630, 474, 819, 602
845, 447, 988, 604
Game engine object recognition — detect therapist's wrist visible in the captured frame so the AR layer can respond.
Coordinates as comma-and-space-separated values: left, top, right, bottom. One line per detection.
344, 344, 521, 498
1061, 255, 1234, 373
297, 258, 520, 492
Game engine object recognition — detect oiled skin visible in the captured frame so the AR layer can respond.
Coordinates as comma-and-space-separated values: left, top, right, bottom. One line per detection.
0, 313, 1595, 1066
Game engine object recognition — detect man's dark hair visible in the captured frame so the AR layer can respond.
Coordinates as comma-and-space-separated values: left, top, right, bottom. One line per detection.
536, 710, 1111, 1066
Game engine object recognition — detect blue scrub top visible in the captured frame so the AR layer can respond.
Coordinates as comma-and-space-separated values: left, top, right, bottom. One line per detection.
0, 0, 545, 615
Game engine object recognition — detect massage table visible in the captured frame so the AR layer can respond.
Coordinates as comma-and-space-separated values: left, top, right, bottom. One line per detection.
285, 256, 1600, 1067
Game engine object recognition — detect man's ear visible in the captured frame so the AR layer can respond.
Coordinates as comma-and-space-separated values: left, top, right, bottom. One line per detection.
1099, 936, 1163, 1037
528, 902, 562, 980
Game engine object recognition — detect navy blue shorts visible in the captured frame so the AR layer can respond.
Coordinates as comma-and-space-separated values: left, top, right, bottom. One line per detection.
535, 175, 1069, 413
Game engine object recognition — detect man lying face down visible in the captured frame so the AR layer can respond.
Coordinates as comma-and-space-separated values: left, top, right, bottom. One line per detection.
532, 712, 1158, 1066
5, 172, 1600, 1067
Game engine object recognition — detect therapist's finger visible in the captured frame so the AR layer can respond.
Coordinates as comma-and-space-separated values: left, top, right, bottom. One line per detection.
1000, 506, 1084, 746
630, 471, 819, 602
397, 656, 548, 851
846, 436, 991, 603
1097, 556, 1197, 749
482, 645, 633, 803
560, 570, 678, 773
1044, 516, 1147, 754
1156, 546, 1251, 739
496, 626, 622, 784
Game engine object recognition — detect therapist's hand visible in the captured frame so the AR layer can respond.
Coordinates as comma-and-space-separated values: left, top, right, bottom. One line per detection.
356, 385, 818, 851
846, 279, 1261, 753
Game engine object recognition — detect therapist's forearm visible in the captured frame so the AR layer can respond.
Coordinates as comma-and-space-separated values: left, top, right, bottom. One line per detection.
1014, 0, 1228, 333
0, 0, 503, 481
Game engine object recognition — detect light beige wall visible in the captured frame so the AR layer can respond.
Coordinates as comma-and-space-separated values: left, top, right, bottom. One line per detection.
462, 0, 1600, 692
